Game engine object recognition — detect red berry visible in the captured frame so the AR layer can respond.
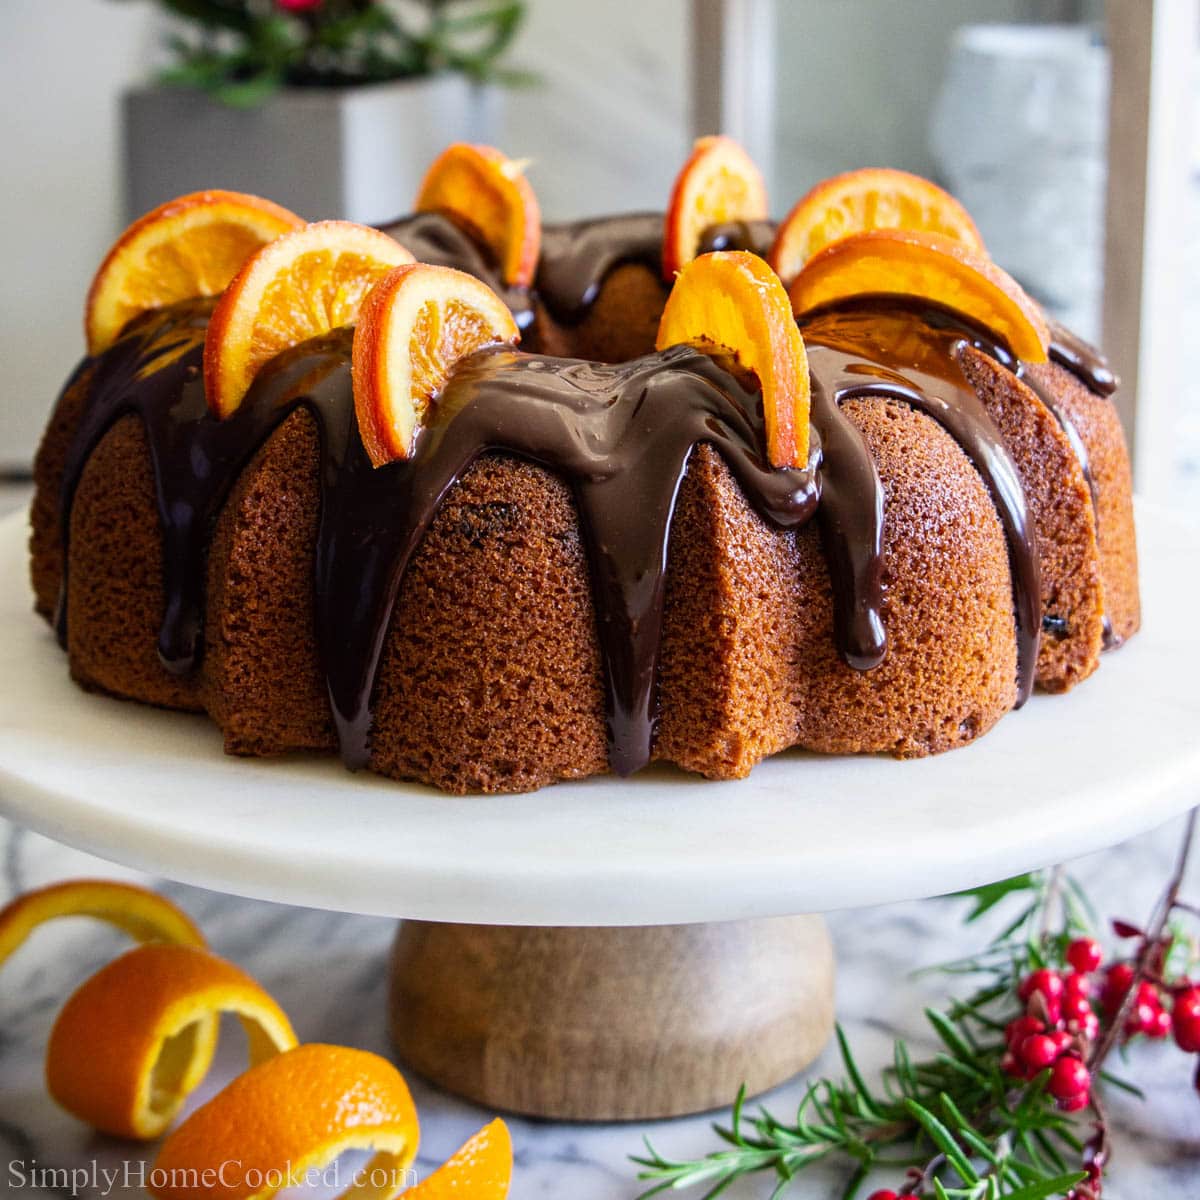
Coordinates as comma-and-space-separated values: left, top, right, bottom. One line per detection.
866, 1192, 900, 1200
1006, 1015, 1044, 1047
1020, 1033, 1063, 1070
1064, 972, 1093, 1001
1020, 968, 1064, 1002
1000, 1050, 1021, 1077
1174, 987, 1200, 1023
1149, 1007, 1173, 1039
1048, 1055, 1091, 1101
1071, 1011, 1100, 1041
1067, 938, 1103, 973
1101, 963, 1135, 1013
1058, 1091, 1091, 1113
1063, 992, 1093, 1021
1175, 1012, 1200, 1053
1048, 1029, 1075, 1055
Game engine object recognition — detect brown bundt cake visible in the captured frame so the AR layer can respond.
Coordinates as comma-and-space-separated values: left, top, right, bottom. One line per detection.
29, 147, 1139, 795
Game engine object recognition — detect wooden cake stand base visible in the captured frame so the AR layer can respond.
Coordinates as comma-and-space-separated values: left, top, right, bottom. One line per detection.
388, 915, 835, 1120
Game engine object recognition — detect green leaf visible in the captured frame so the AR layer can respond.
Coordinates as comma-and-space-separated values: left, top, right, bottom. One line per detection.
904, 1099, 979, 1185
1002, 1173, 1087, 1200
836, 1025, 886, 1117
951, 873, 1038, 922
925, 1008, 976, 1064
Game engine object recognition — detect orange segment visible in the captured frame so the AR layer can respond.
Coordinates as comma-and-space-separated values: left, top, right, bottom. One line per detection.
204, 220, 414, 419
416, 143, 541, 288
0, 879, 206, 969
406, 1119, 512, 1199
353, 263, 520, 466
656, 251, 811, 468
150, 1043, 419, 1200
662, 135, 768, 280
769, 167, 985, 285
86, 191, 304, 355
788, 229, 1049, 362
45, 944, 296, 1140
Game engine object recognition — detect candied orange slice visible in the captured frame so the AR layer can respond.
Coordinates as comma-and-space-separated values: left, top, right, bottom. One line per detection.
789, 229, 1050, 362
662, 135, 768, 280
656, 250, 810, 468
204, 220, 414, 419
150, 1043, 420, 1200
46, 944, 296, 1140
406, 1119, 512, 1199
86, 191, 304, 355
0, 878, 206, 969
353, 263, 520, 466
769, 167, 985, 285
416, 143, 541, 288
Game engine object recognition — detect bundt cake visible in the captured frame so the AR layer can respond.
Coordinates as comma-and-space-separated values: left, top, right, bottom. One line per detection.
29, 139, 1139, 794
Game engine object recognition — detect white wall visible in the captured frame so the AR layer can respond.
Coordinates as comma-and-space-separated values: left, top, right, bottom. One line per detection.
1, 0, 153, 468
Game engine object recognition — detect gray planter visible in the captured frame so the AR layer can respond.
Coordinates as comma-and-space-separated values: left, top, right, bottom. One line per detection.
123, 75, 501, 226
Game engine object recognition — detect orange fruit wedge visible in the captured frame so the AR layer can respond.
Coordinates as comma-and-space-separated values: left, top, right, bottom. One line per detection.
416, 143, 541, 288
353, 263, 520, 467
789, 229, 1050, 362
150, 1043, 419, 1200
86, 191, 304, 355
662, 135, 768, 281
405, 1118, 512, 1199
769, 167, 985, 285
204, 220, 415, 419
656, 251, 811, 468
46, 944, 296, 1140
0, 879, 206, 969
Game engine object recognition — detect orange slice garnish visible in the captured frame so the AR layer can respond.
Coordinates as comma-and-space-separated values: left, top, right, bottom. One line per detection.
149, 1043, 420, 1200
0, 879, 206, 968
662, 135, 768, 280
85, 191, 304, 355
353, 263, 520, 466
769, 167, 985, 285
789, 229, 1050, 362
656, 250, 811, 468
416, 143, 541, 288
406, 1118, 512, 1199
45, 944, 296, 1140
204, 220, 414, 419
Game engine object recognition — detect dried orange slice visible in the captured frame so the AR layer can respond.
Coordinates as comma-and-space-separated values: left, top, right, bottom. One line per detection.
353, 263, 520, 466
769, 167, 985, 285
789, 229, 1050, 362
46, 944, 296, 1140
662, 135, 768, 280
416, 143, 541, 288
656, 251, 811, 468
149, 1043, 419, 1200
0, 879, 206, 969
406, 1118, 512, 1199
86, 191, 304, 355
204, 220, 414, 419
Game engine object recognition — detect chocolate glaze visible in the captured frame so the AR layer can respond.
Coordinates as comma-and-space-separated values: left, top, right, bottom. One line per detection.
380, 210, 536, 331
535, 215, 777, 324
56, 214, 1111, 778
55, 304, 820, 776
1048, 321, 1118, 397
799, 298, 1041, 702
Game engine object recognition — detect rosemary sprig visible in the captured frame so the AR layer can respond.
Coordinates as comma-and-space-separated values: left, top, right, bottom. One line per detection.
633, 810, 1199, 1199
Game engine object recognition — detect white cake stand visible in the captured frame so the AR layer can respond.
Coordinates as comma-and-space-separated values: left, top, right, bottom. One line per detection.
1, 504, 1196, 1119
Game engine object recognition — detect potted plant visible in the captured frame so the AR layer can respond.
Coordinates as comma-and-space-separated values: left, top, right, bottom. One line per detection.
118, 0, 528, 223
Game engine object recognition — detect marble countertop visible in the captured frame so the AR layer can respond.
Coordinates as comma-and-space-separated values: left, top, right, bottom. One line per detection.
1, 812, 1198, 1199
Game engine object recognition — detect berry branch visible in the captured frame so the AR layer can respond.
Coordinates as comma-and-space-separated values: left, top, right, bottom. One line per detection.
633, 811, 1199, 1200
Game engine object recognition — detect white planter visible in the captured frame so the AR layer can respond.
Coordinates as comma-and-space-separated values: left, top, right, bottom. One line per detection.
122, 75, 502, 225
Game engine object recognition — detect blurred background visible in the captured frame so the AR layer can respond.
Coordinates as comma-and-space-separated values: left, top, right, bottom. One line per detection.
2, 0, 1197, 510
